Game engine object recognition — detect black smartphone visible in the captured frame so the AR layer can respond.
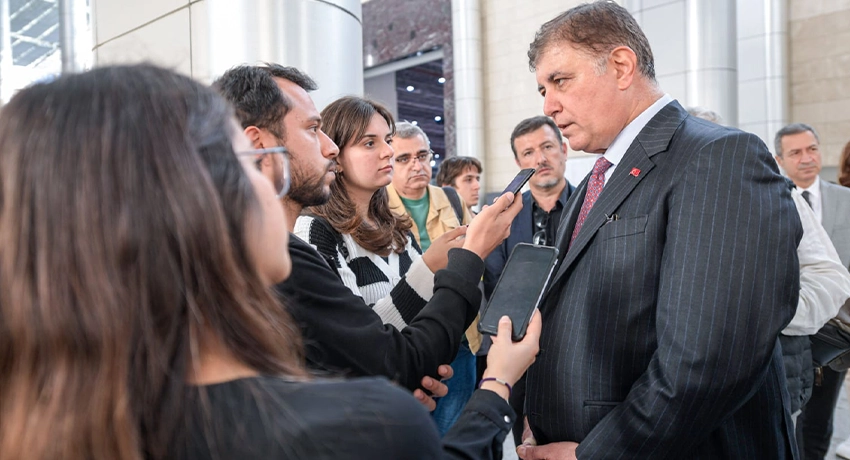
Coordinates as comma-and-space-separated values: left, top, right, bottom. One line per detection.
478, 243, 559, 341
501, 168, 536, 196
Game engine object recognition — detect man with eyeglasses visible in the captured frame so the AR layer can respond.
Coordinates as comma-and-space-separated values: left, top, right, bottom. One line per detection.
387, 121, 479, 436
389, 121, 474, 249
483, 115, 574, 447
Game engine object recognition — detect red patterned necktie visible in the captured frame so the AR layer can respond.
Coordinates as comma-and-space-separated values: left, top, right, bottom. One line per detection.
570, 156, 613, 248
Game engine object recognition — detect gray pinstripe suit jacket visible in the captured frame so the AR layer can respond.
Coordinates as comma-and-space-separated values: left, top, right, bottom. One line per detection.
526, 101, 803, 458
821, 180, 850, 268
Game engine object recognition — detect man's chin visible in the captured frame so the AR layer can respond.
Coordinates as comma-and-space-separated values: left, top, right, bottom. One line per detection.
288, 184, 331, 208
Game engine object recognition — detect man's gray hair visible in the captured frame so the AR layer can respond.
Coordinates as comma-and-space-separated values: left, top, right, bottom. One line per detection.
686, 106, 724, 125
774, 123, 819, 157
394, 121, 431, 147
528, 1, 655, 81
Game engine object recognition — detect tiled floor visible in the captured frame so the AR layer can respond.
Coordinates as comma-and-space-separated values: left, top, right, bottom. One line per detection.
502, 374, 850, 460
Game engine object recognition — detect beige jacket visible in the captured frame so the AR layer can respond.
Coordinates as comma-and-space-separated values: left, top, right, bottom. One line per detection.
387, 184, 481, 353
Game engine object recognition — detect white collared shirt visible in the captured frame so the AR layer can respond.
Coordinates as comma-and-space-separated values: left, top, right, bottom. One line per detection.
784, 187, 850, 335
602, 94, 674, 182
798, 176, 823, 224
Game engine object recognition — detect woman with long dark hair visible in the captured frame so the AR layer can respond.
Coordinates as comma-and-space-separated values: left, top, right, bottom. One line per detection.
0, 65, 539, 459
296, 96, 464, 329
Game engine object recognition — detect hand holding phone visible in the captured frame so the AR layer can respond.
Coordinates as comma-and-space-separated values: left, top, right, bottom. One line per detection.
502, 168, 535, 197
478, 243, 558, 341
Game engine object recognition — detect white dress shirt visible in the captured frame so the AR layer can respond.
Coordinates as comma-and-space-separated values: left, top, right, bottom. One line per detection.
798, 176, 823, 224
602, 94, 674, 182
783, 187, 850, 335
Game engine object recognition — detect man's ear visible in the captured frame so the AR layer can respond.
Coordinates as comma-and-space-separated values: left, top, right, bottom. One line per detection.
609, 46, 637, 90
243, 126, 264, 149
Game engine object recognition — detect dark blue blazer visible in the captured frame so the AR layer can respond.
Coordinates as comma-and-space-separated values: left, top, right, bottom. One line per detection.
526, 101, 802, 458
483, 184, 574, 299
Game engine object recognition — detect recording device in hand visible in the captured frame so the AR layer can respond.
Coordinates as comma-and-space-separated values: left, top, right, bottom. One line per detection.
478, 243, 558, 341
502, 168, 536, 196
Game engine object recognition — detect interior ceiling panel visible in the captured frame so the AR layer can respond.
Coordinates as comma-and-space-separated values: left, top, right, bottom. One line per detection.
395, 59, 446, 160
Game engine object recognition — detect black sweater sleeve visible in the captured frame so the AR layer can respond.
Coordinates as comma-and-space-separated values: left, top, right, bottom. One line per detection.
442, 390, 516, 460
276, 235, 483, 390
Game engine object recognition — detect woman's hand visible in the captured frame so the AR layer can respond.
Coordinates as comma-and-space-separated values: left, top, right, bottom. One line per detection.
479, 309, 541, 400
462, 192, 522, 260
421, 226, 467, 272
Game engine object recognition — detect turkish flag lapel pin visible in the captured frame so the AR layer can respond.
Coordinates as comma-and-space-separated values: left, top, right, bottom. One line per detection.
630, 168, 641, 177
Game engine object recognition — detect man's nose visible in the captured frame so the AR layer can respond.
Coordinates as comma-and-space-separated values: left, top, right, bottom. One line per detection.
535, 151, 547, 166
543, 93, 561, 118
320, 129, 339, 158
802, 150, 816, 163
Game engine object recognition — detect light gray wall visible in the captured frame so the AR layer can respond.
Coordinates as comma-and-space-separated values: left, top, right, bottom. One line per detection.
364, 71, 399, 120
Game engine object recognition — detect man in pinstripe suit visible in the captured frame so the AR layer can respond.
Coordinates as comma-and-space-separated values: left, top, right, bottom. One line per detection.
517, 2, 802, 459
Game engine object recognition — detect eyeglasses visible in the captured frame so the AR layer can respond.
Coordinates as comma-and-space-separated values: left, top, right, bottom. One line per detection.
395, 150, 433, 166
236, 147, 290, 198
532, 210, 550, 246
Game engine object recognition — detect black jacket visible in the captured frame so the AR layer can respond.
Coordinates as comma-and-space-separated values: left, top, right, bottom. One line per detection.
779, 334, 814, 413
276, 234, 483, 390
180, 376, 515, 459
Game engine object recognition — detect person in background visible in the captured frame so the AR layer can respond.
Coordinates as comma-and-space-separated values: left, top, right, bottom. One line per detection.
436, 156, 483, 214
775, 123, 850, 460
483, 115, 575, 448
435, 155, 489, 385
0, 64, 541, 460
388, 121, 479, 436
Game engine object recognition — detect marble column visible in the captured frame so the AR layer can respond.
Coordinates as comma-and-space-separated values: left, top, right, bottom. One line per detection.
207, 0, 363, 109
738, 0, 788, 148
626, 0, 738, 126
452, 0, 485, 192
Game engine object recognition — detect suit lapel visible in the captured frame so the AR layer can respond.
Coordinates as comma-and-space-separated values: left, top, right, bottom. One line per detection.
546, 101, 686, 292
821, 181, 837, 235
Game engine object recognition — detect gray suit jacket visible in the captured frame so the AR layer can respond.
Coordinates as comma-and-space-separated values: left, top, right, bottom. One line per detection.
821, 180, 850, 268
526, 101, 802, 458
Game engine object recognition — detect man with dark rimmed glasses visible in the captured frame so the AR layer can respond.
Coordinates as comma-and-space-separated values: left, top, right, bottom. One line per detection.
483, 115, 574, 447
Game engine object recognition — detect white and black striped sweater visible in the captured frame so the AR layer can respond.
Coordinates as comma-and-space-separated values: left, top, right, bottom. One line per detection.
294, 216, 435, 330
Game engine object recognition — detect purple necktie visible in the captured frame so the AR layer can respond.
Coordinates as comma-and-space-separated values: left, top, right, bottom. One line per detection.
570, 156, 613, 248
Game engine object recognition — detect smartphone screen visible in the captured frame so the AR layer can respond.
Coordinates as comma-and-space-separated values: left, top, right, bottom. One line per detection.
502, 168, 536, 196
478, 243, 559, 341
